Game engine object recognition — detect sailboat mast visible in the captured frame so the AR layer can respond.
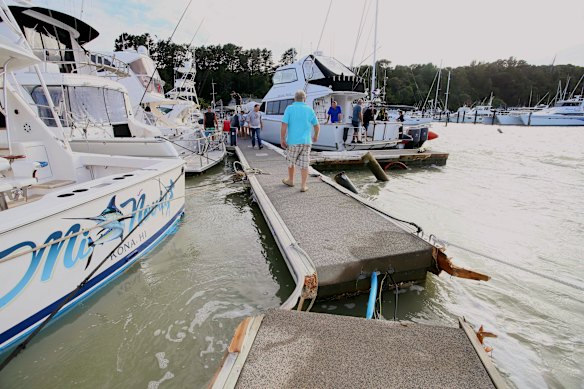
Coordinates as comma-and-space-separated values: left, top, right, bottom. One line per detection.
444, 70, 451, 112
433, 62, 442, 112
371, 0, 378, 101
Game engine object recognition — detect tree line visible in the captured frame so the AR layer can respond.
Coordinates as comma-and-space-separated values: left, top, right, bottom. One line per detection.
114, 34, 584, 110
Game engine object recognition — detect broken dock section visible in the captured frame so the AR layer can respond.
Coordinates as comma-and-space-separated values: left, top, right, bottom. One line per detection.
211, 309, 507, 388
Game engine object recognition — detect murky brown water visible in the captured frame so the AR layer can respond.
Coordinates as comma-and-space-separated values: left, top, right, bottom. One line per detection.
1, 124, 582, 388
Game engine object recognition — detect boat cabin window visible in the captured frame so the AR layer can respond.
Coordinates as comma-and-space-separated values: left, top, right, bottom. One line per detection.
558, 102, 580, 107
266, 99, 293, 115
28, 86, 67, 127
272, 69, 297, 85
23, 25, 74, 72
129, 58, 164, 93
27, 85, 129, 127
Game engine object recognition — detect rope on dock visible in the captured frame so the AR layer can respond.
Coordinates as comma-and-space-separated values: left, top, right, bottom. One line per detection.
233, 161, 269, 177
434, 238, 584, 292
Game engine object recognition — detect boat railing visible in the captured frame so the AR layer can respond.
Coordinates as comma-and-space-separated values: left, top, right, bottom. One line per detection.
32, 48, 130, 77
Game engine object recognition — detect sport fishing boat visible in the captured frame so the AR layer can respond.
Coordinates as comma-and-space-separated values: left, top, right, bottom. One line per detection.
9, 3, 224, 173
261, 54, 422, 151
0, 2, 185, 352
103, 48, 225, 172
519, 96, 584, 126
446, 96, 494, 124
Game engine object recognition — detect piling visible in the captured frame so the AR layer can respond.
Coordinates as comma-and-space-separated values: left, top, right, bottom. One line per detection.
361, 151, 389, 181
333, 172, 359, 194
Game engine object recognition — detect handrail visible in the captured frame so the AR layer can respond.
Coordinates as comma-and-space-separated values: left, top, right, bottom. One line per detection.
31, 48, 130, 77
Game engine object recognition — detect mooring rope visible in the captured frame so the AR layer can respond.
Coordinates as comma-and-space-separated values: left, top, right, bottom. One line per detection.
155, 135, 224, 164
438, 239, 584, 292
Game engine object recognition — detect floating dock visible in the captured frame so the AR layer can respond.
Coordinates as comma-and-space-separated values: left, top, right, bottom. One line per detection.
234, 139, 437, 299
211, 309, 507, 388
216, 139, 500, 388
310, 148, 449, 169
233, 139, 482, 302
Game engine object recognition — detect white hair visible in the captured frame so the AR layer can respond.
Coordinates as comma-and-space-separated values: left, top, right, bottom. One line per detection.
294, 90, 306, 102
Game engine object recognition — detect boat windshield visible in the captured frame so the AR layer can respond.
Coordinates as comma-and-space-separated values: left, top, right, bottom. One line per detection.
272, 68, 298, 84
314, 56, 356, 77
27, 85, 129, 126
129, 58, 165, 93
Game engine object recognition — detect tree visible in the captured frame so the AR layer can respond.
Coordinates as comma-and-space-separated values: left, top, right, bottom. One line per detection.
114, 33, 156, 54
280, 48, 297, 66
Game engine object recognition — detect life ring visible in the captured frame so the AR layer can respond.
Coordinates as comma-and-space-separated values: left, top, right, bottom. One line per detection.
384, 161, 408, 170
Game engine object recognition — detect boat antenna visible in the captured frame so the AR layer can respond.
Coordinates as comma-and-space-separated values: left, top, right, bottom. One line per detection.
316, 0, 333, 54
568, 72, 584, 98
350, 0, 369, 69
303, 0, 333, 92
138, 0, 193, 107
370, 0, 378, 101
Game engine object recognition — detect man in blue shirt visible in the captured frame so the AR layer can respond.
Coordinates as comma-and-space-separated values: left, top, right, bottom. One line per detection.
280, 90, 320, 192
326, 101, 342, 123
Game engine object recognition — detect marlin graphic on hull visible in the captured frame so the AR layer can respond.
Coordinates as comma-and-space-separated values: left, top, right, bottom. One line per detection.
69, 196, 131, 269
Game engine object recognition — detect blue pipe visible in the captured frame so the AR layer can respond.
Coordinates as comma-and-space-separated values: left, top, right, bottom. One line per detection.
366, 272, 378, 320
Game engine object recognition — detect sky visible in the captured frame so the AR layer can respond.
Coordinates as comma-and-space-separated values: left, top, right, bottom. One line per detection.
35, 0, 584, 68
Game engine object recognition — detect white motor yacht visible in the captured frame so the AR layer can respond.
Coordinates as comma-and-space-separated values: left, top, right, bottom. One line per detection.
519, 96, 584, 126
0, 2, 185, 352
261, 54, 409, 151
9, 4, 224, 173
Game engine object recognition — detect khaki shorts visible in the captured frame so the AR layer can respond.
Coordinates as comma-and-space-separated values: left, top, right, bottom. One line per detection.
286, 144, 311, 169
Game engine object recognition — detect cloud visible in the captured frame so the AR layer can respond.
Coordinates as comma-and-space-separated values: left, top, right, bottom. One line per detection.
43, 0, 584, 67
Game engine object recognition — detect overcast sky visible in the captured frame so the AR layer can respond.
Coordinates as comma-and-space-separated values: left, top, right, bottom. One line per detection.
39, 0, 584, 68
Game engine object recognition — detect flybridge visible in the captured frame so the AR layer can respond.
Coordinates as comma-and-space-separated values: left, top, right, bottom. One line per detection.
10, 5, 128, 77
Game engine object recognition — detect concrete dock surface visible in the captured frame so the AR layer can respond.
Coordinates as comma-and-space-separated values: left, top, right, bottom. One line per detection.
235, 138, 435, 295
212, 309, 505, 388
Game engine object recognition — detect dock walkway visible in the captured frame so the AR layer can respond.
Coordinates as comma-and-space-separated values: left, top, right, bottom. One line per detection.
235, 138, 435, 296
212, 309, 506, 388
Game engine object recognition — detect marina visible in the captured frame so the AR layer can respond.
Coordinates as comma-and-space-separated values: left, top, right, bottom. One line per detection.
0, 0, 584, 388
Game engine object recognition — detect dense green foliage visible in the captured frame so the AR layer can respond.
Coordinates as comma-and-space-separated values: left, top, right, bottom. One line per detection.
115, 34, 584, 109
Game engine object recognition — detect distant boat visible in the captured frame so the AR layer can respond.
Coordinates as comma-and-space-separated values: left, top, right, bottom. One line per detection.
494, 105, 547, 126
439, 94, 494, 124
519, 96, 584, 126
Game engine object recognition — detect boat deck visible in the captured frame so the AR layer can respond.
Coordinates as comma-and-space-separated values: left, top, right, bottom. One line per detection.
212, 309, 506, 388
182, 148, 226, 173
235, 139, 435, 296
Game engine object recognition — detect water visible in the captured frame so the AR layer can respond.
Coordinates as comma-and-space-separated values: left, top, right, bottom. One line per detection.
1, 124, 583, 388
0, 164, 294, 388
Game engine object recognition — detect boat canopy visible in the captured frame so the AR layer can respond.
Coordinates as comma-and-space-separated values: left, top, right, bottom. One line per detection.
10, 6, 99, 45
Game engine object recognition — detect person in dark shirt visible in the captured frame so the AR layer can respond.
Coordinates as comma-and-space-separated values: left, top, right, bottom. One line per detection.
363, 106, 375, 131
204, 106, 219, 132
397, 110, 405, 122
231, 91, 242, 106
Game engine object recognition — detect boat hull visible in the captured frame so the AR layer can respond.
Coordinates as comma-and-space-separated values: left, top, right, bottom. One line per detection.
0, 163, 185, 352
519, 114, 584, 126
495, 114, 524, 125
262, 117, 401, 151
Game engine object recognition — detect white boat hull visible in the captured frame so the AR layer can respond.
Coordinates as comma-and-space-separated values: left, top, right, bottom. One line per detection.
262, 117, 401, 151
520, 114, 584, 126
0, 160, 185, 352
495, 114, 524, 126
